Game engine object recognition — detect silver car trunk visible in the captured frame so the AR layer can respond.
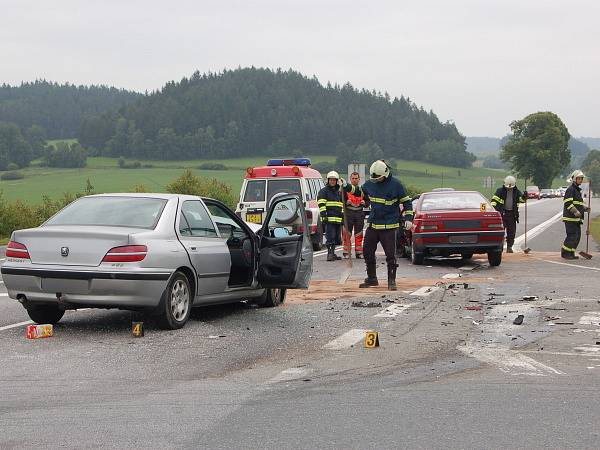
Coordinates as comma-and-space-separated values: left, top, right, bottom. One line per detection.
13, 226, 141, 267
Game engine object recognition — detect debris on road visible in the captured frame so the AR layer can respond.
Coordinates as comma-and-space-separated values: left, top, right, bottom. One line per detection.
554, 322, 574, 325
351, 300, 382, 308
464, 305, 482, 311
521, 296, 539, 301
544, 316, 561, 321
513, 315, 525, 325
208, 335, 227, 339
26, 324, 53, 339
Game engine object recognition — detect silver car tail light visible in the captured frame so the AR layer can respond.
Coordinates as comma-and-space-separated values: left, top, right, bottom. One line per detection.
102, 245, 148, 263
6, 241, 31, 260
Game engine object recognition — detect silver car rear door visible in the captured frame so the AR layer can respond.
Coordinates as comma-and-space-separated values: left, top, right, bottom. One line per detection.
177, 199, 230, 296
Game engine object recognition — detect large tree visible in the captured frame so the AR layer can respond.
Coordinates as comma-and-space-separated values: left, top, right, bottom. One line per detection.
501, 112, 570, 188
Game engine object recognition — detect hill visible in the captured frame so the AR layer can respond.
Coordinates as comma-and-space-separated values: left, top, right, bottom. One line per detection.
79, 67, 474, 168
465, 136, 501, 155
0, 81, 140, 139
578, 137, 600, 150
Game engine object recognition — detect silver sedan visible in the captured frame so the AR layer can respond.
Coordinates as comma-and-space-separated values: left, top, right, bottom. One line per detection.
0, 193, 313, 329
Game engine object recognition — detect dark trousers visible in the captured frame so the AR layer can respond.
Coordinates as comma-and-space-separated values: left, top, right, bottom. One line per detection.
363, 227, 397, 269
502, 210, 517, 247
562, 221, 581, 255
325, 223, 342, 246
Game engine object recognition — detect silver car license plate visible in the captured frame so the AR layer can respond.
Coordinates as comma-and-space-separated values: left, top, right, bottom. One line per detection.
41, 278, 90, 294
449, 235, 477, 244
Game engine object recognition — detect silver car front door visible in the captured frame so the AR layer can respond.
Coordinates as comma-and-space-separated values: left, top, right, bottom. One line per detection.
177, 200, 230, 296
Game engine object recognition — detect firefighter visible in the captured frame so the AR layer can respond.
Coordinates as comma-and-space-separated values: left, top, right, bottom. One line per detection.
562, 170, 591, 259
317, 171, 344, 261
342, 172, 366, 259
490, 175, 527, 253
346, 160, 413, 291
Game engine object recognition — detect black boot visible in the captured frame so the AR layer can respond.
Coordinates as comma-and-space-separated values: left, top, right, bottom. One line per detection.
327, 245, 335, 261
506, 246, 514, 253
387, 264, 397, 291
359, 263, 378, 288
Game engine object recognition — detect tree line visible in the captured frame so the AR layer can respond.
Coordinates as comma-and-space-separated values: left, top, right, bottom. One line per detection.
0, 81, 140, 140
79, 68, 475, 168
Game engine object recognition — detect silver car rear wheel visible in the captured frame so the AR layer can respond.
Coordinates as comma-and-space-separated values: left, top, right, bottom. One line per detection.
156, 271, 192, 329
170, 279, 190, 322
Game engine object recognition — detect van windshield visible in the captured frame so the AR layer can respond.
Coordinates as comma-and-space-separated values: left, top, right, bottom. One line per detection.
267, 179, 301, 206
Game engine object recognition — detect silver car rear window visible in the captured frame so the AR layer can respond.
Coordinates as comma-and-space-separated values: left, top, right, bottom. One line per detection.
45, 197, 168, 229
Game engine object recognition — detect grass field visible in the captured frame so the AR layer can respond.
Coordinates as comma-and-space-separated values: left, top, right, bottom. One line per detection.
0, 154, 558, 204
590, 214, 600, 249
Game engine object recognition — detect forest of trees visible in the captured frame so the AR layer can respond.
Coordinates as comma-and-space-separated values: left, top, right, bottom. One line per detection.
0, 81, 140, 139
79, 68, 475, 168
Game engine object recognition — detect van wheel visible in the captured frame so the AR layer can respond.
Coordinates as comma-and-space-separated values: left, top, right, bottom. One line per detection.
26, 304, 65, 324
156, 272, 192, 329
461, 253, 473, 260
488, 251, 502, 267
254, 288, 286, 307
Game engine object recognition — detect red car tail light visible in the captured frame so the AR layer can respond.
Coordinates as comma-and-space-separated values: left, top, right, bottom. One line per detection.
102, 245, 147, 263
6, 241, 31, 259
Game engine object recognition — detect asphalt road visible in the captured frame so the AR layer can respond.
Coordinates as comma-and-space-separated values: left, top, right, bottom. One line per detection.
2, 199, 600, 449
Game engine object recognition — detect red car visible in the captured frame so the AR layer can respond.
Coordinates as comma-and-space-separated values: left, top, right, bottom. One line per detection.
410, 190, 505, 266
526, 186, 540, 199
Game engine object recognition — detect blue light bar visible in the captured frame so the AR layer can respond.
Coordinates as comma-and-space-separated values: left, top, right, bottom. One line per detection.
267, 158, 312, 167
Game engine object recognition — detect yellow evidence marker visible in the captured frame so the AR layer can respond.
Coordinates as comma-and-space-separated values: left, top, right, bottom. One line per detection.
132, 322, 144, 337
364, 331, 380, 348
480, 203, 487, 212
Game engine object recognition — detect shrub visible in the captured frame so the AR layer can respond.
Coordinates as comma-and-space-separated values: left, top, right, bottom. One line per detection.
166, 169, 236, 208
118, 157, 142, 169
311, 161, 336, 174
197, 162, 228, 170
1, 171, 25, 180
44, 142, 87, 168
6, 163, 19, 171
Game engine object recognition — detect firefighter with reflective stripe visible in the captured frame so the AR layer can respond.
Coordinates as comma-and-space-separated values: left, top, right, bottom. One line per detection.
490, 175, 527, 253
561, 170, 590, 259
346, 160, 413, 291
342, 172, 366, 259
317, 171, 344, 261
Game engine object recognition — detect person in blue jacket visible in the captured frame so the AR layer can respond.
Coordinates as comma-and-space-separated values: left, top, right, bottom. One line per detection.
346, 160, 413, 290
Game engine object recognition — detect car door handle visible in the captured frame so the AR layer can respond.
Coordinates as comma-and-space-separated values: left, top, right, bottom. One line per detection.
190, 247, 197, 251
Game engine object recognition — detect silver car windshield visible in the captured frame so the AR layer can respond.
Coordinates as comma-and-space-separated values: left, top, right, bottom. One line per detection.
44, 196, 168, 229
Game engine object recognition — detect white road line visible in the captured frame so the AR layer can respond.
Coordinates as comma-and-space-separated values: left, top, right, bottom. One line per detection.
0, 320, 33, 331
410, 286, 440, 297
323, 328, 367, 350
514, 210, 563, 251
374, 303, 417, 318
442, 273, 461, 279
268, 367, 312, 383
0, 293, 9, 297
540, 259, 600, 272
578, 312, 600, 326
574, 346, 600, 354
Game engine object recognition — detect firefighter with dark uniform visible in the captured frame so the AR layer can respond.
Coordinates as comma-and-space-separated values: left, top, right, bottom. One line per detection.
342, 171, 366, 259
490, 175, 527, 253
562, 170, 590, 259
317, 171, 344, 261
346, 160, 413, 290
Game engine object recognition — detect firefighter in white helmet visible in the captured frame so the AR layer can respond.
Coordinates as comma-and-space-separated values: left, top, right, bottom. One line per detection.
561, 170, 590, 259
490, 175, 527, 253
344, 160, 413, 290
317, 171, 345, 261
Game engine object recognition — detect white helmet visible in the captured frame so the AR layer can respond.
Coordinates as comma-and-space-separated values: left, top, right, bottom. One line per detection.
504, 175, 516, 188
326, 171, 340, 180
370, 160, 390, 181
570, 169, 585, 181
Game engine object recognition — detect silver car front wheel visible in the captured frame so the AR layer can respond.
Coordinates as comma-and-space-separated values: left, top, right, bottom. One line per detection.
157, 272, 192, 329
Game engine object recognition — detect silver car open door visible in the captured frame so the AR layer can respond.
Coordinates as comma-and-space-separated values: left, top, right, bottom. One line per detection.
257, 194, 313, 289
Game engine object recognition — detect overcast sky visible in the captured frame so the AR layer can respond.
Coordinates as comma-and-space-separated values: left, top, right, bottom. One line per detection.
2, 0, 599, 137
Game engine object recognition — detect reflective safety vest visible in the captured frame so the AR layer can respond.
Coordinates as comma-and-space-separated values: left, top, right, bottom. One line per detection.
346, 191, 364, 211
563, 183, 585, 223
317, 184, 344, 224
490, 186, 526, 220
348, 175, 413, 229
